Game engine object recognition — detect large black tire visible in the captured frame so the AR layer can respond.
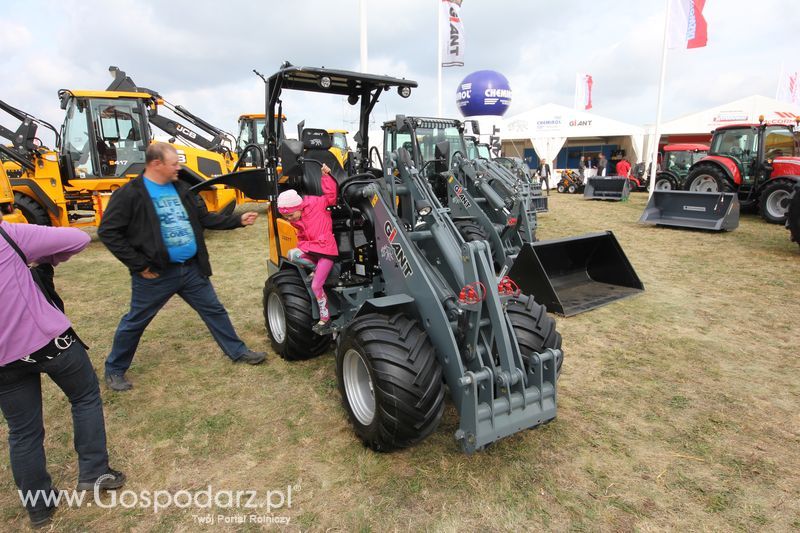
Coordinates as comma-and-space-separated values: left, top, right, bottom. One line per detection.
758, 180, 794, 224
684, 165, 734, 193
454, 220, 488, 242
262, 269, 331, 360
655, 173, 678, 191
14, 193, 51, 226
336, 312, 444, 452
787, 182, 800, 248
505, 295, 563, 377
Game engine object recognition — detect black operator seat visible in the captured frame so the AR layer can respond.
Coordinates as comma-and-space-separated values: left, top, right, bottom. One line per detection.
299, 128, 347, 196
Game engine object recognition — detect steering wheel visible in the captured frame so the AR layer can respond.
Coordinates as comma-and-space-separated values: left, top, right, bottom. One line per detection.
450, 150, 466, 170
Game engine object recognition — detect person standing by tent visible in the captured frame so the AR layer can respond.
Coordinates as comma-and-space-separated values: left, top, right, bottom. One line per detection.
616, 156, 631, 178
578, 155, 586, 178
537, 159, 552, 195
597, 153, 608, 176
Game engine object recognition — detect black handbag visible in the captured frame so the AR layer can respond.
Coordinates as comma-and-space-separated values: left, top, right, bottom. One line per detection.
0, 224, 65, 312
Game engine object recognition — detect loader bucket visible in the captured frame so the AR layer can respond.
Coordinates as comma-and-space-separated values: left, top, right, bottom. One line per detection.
584, 177, 630, 201
508, 231, 644, 316
638, 191, 739, 231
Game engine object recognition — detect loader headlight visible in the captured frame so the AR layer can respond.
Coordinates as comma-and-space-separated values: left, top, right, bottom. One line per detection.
319, 76, 332, 89
398, 86, 412, 98
415, 199, 432, 216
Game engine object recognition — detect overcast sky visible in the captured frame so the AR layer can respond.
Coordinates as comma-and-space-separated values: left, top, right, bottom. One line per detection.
2, 0, 798, 147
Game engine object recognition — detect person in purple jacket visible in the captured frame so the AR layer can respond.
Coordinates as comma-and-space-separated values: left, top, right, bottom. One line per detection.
0, 221, 125, 528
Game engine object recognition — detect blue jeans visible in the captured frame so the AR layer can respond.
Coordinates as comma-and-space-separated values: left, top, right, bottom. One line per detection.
0, 341, 109, 512
105, 261, 247, 376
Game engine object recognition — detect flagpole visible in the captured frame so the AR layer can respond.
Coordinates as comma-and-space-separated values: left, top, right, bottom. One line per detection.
360, 0, 368, 72
648, 0, 672, 198
437, 0, 443, 116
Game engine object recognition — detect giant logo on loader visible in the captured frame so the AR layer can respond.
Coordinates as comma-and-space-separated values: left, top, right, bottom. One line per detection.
383, 221, 413, 277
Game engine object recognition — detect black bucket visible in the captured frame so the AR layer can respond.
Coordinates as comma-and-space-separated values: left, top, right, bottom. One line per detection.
638, 191, 739, 231
584, 177, 630, 201
508, 231, 644, 316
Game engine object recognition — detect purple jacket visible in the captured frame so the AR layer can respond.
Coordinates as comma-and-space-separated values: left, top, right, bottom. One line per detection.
0, 222, 90, 365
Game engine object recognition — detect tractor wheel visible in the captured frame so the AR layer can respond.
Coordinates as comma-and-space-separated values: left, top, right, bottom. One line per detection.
505, 295, 563, 377
336, 312, 444, 451
14, 193, 50, 226
758, 180, 794, 224
263, 269, 331, 360
787, 183, 800, 248
654, 176, 675, 190
557, 183, 566, 193
454, 220, 488, 242
684, 165, 734, 193
568, 184, 577, 194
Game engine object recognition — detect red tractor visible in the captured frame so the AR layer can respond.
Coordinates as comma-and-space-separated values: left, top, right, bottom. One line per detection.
683, 117, 800, 224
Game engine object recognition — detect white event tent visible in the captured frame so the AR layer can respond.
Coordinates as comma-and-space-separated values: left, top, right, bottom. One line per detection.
499, 103, 645, 171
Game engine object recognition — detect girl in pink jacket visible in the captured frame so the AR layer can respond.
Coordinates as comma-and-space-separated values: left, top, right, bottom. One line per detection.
277, 164, 338, 326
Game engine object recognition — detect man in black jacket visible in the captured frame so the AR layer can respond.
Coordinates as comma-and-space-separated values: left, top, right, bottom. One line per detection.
98, 143, 265, 392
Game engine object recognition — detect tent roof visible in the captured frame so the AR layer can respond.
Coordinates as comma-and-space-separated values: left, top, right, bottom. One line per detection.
502, 102, 643, 140
657, 95, 800, 135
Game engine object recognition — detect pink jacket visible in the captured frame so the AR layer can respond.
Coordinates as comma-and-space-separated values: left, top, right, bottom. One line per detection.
290, 173, 338, 257
616, 160, 631, 178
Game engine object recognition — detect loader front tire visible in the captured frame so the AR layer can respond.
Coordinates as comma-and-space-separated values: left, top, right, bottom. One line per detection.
14, 193, 50, 226
336, 312, 444, 452
263, 269, 330, 360
506, 295, 563, 377
454, 220, 488, 242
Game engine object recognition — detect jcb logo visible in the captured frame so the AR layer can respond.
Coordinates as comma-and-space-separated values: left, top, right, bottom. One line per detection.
175, 124, 197, 139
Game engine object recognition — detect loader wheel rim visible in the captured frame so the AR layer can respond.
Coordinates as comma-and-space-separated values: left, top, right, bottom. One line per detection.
690, 175, 718, 192
343, 349, 375, 426
267, 293, 286, 344
766, 189, 790, 219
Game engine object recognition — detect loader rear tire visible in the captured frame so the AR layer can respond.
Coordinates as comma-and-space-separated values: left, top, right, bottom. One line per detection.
454, 220, 488, 242
557, 183, 566, 193
506, 295, 563, 377
14, 193, 50, 226
336, 312, 444, 452
263, 269, 331, 360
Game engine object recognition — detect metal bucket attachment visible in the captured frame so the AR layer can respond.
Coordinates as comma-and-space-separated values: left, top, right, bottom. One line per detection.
529, 196, 549, 213
584, 177, 630, 201
508, 231, 644, 316
638, 190, 739, 231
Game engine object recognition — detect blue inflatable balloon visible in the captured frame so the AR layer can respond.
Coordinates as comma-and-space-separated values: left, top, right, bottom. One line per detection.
456, 70, 512, 117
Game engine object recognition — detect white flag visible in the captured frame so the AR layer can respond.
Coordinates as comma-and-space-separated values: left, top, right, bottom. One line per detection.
776, 68, 800, 105
441, 0, 464, 67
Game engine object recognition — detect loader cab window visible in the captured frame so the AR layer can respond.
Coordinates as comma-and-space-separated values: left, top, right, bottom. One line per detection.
63, 99, 96, 178
330, 132, 348, 152
89, 99, 147, 177
413, 126, 462, 168
476, 143, 491, 159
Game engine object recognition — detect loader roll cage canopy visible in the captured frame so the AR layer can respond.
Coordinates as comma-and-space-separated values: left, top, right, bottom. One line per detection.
263, 63, 417, 194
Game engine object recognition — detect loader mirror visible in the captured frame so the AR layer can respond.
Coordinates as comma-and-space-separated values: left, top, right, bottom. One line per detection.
279, 139, 304, 177
470, 120, 480, 135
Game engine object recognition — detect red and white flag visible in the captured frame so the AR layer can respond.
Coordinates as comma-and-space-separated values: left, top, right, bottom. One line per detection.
441, 0, 465, 67
776, 68, 800, 105
667, 0, 708, 49
574, 73, 593, 110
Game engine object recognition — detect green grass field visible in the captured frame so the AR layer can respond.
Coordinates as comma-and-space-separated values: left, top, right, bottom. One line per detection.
1, 192, 798, 531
